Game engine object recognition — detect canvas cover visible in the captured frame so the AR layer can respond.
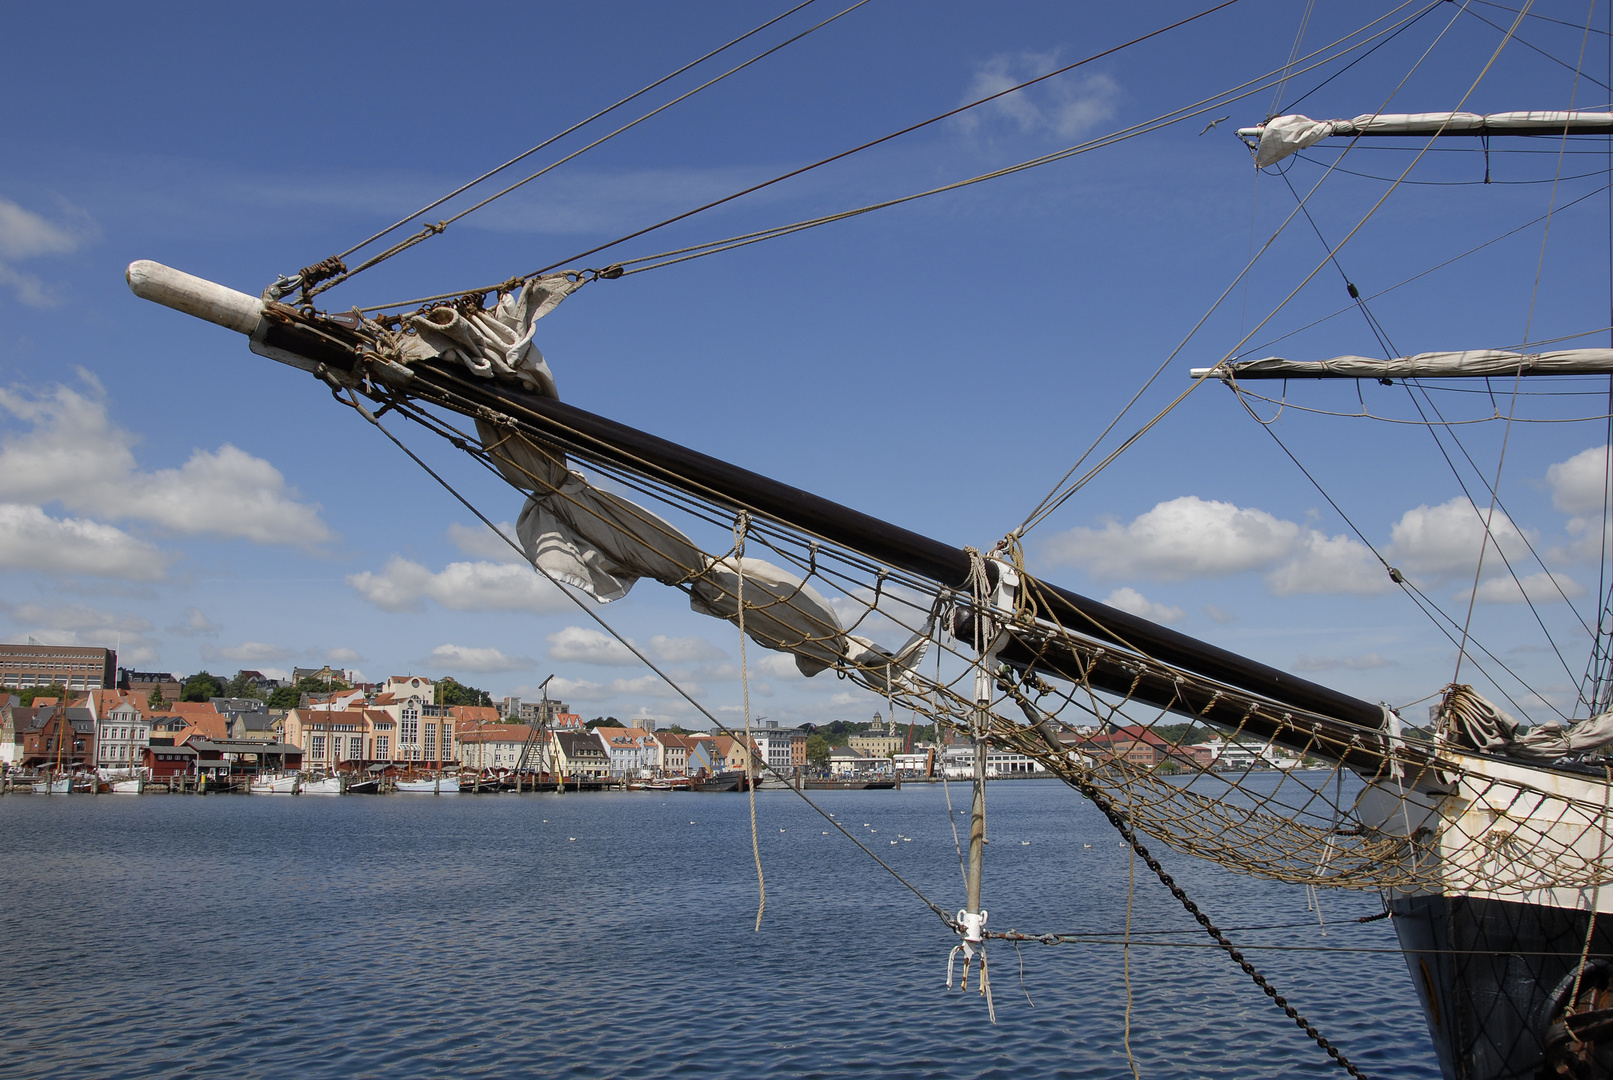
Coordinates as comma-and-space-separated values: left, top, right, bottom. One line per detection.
516, 472, 704, 602
689, 556, 848, 676
1245, 111, 1613, 167
1205, 349, 1613, 381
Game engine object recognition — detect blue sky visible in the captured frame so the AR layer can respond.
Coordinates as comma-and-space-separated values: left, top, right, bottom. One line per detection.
3, 0, 1612, 727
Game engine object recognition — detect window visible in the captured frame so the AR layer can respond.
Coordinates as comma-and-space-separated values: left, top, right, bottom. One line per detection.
311, 736, 326, 758
424, 723, 436, 756
375, 735, 389, 758
349, 736, 362, 759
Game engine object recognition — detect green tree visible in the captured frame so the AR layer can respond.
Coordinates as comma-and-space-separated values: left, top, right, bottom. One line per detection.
225, 671, 267, 701
805, 733, 830, 771
437, 677, 491, 707
584, 716, 620, 730
147, 684, 167, 709
265, 676, 350, 711
19, 683, 68, 706
181, 670, 226, 702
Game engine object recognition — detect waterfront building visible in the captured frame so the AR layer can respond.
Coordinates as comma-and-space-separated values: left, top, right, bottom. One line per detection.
142, 741, 196, 779
652, 731, 693, 775
551, 730, 610, 778
0, 644, 116, 693
712, 735, 762, 774
458, 723, 534, 772
284, 708, 379, 767
829, 746, 871, 776
594, 726, 659, 777
20, 704, 95, 768
848, 712, 906, 760
751, 721, 807, 771
939, 744, 1049, 779
95, 701, 148, 769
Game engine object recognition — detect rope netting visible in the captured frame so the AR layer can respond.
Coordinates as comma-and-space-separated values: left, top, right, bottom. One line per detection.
347, 343, 1613, 902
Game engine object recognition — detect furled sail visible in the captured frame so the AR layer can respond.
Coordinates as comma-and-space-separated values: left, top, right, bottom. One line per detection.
1193, 349, 1613, 380
1239, 111, 1613, 167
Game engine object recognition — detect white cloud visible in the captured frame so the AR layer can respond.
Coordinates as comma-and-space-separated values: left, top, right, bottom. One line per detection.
609, 674, 695, 698
168, 607, 218, 636
753, 653, 806, 679
427, 644, 535, 673
1267, 531, 1391, 596
1547, 445, 1613, 562
347, 557, 564, 613
1386, 497, 1530, 580
1044, 496, 1302, 581
546, 676, 608, 702
1203, 605, 1237, 624
1291, 652, 1396, 672
955, 53, 1119, 140
0, 502, 170, 580
0, 381, 333, 548
207, 641, 293, 663
1102, 586, 1185, 624
1548, 445, 1611, 515
445, 521, 525, 563
0, 601, 159, 665
0, 195, 95, 307
650, 634, 726, 662
1469, 571, 1585, 605
547, 626, 636, 665
325, 647, 363, 664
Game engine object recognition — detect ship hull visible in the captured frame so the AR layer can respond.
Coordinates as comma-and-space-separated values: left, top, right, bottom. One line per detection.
1393, 892, 1613, 1079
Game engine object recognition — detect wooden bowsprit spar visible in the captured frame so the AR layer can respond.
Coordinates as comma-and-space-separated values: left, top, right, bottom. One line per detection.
126, 259, 1390, 752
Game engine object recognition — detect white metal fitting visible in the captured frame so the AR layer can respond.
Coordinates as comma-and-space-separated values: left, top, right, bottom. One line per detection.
957, 908, 988, 944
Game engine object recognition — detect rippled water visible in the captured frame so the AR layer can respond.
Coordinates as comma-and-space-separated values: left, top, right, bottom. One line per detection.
0, 780, 1439, 1079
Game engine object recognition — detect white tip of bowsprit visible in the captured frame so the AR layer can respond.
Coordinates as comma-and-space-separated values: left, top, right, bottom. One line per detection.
126, 260, 264, 336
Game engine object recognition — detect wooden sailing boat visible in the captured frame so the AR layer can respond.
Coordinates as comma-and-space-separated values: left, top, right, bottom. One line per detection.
122, 8, 1613, 1076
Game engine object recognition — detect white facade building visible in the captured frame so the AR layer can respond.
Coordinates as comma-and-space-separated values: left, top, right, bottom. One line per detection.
96, 701, 148, 770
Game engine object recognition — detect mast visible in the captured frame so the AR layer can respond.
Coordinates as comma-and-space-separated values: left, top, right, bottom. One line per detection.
126, 261, 1387, 734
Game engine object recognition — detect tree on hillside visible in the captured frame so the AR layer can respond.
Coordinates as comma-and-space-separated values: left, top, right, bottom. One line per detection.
147, 684, 167, 709
181, 671, 226, 702
437, 677, 491, 707
584, 716, 620, 730
265, 676, 350, 711
225, 671, 267, 701
19, 683, 67, 707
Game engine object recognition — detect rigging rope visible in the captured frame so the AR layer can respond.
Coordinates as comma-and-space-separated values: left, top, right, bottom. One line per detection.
358, 0, 1434, 313
327, 0, 827, 267
310, 0, 874, 300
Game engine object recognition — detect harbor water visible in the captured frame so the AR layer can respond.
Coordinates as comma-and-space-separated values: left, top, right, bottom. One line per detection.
0, 779, 1440, 1078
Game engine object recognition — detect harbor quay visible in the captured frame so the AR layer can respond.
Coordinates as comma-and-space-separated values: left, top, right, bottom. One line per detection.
2, 658, 1303, 796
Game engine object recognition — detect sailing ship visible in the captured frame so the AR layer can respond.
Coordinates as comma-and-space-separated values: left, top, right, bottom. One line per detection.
121, 7, 1613, 1077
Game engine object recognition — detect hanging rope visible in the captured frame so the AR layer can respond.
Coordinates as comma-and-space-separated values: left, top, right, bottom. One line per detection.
736, 511, 767, 932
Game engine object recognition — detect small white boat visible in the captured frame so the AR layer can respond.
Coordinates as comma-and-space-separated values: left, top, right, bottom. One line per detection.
31, 777, 70, 794
298, 776, 343, 796
111, 778, 142, 794
250, 773, 301, 795
396, 775, 460, 794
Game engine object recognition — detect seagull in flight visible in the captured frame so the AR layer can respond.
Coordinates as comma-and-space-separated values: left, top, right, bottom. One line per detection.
1199, 115, 1231, 135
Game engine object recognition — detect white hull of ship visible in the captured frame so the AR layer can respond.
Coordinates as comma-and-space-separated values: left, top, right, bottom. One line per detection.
1359, 750, 1613, 1079
298, 776, 343, 796
250, 774, 301, 795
